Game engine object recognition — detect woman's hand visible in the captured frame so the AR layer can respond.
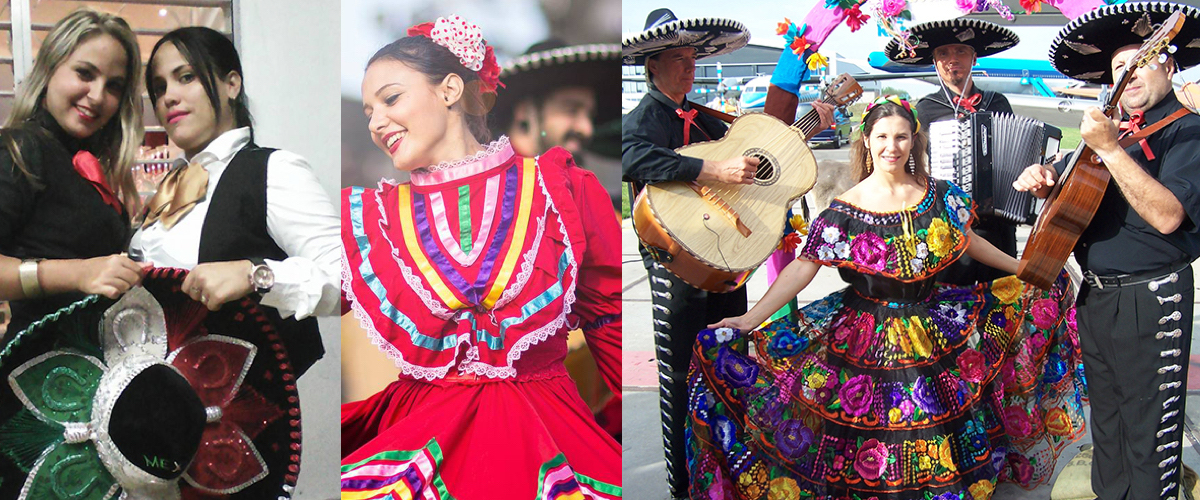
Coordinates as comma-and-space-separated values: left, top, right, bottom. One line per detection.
708, 315, 757, 332
74, 255, 151, 299
183, 260, 254, 311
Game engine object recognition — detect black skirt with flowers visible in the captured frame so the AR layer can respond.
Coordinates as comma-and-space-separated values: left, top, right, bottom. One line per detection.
686, 179, 1087, 500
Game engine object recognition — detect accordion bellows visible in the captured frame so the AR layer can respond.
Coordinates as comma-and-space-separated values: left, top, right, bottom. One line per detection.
928, 112, 1061, 225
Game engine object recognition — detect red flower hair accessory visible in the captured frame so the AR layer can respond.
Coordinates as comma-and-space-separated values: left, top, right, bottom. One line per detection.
407, 15, 503, 93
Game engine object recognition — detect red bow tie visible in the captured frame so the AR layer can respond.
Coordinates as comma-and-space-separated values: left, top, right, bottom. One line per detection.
1119, 111, 1155, 160
72, 151, 123, 214
952, 93, 982, 114
676, 108, 709, 145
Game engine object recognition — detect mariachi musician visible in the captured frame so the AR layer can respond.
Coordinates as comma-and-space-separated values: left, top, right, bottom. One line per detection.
1015, 3, 1200, 499
885, 18, 1022, 285
621, 9, 751, 497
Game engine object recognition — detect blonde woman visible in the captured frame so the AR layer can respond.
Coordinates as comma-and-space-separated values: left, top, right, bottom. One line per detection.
0, 9, 147, 338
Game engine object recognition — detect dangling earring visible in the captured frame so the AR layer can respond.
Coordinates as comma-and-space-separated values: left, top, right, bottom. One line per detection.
865, 154, 873, 174
907, 154, 916, 175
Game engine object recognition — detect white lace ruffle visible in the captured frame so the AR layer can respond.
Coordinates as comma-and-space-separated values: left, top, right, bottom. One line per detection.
341, 245, 458, 381
416, 136, 511, 173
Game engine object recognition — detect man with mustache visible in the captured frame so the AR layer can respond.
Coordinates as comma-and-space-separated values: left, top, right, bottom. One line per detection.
1015, 4, 1200, 499
491, 40, 620, 158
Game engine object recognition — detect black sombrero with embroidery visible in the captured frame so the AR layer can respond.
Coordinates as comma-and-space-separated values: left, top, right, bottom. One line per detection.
622, 8, 749, 66
885, 18, 1019, 65
0, 268, 302, 500
1049, 1, 1200, 84
489, 40, 622, 137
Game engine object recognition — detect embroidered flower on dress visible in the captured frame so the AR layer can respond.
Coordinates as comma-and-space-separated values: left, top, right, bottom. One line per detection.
715, 347, 759, 389
833, 240, 852, 260
957, 348, 987, 383
992, 276, 1023, 304
715, 327, 735, 343
926, 218, 955, 258
767, 477, 802, 500
1003, 406, 1032, 437
939, 438, 956, 471
818, 246, 837, 261
1031, 298, 1059, 329
822, 225, 842, 244
970, 479, 997, 500
1066, 306, 1078, 333
768, 329, 807, 358
774, 419, 814, 458
840, 374, 874, 416
913, 376, 940, 415
1007, 452, 1034, 485
714, 414, 737, 452
915, 241, 929, 259
1043, 353, 1067, 384
1044, 407, 1072, 437
698, 329, 720, 349
910, 257, 925, 274
854, 438, 890, 480
850, 231, 890, 271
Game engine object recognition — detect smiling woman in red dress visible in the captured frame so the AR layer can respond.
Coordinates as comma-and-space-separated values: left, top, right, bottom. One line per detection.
339, 15, 622, 500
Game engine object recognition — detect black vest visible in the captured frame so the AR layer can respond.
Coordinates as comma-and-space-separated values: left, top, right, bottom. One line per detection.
197, 144, 325, 375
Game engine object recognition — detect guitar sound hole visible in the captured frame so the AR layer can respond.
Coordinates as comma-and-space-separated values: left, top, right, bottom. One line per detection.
745, 148, 779, 186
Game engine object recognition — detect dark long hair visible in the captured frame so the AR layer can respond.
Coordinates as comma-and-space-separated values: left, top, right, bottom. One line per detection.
146, 27, 253, 136
849, 101, 929, 182
367, 36, 491, 143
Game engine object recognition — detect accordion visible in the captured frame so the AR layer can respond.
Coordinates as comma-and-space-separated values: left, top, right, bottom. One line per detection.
928, 112, 1061, 225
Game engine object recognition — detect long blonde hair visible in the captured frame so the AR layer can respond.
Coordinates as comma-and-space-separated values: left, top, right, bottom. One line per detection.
2, 9, 144, 213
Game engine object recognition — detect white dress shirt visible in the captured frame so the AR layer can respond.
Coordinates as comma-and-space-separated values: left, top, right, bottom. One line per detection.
131, 127, 340, 319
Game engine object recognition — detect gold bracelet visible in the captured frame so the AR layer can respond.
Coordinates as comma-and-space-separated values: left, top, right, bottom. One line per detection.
18, 259, 43, 298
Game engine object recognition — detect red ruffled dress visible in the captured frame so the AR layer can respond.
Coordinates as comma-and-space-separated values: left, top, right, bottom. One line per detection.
340, 139, 622, 499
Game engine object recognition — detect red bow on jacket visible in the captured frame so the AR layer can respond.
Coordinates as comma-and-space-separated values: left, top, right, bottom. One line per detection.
72, 151, 123, 214
1119, 111, 1155, 161
952, 93, 982, 114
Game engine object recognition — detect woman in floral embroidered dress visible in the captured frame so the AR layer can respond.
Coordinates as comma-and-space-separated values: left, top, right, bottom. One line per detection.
687, 96, 1086, 500
339, 15, 622, 500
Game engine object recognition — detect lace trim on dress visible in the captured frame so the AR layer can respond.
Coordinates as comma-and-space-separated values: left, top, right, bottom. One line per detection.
410, 136, 513, 185
372, 189, 454, 319
341, 245, 459, 381
457, 156, 580, 379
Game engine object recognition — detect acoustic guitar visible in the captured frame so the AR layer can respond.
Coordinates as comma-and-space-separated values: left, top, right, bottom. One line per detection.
634, 74, 863, 292
1018, 11, 1186, 290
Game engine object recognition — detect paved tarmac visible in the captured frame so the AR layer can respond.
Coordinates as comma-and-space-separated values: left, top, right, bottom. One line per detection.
621, 147, 1200, 499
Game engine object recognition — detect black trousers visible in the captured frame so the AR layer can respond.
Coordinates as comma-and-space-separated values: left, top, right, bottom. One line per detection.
643, 253, 747, 497
1077, 264, 1193, 500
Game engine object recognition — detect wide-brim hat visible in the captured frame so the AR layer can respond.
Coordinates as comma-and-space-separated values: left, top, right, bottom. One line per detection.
885, 18, 1019, 65
621, 8, 749, 66
489, 41, 622, 137
0, 268, 302, 499
1050, 2, 1200, 84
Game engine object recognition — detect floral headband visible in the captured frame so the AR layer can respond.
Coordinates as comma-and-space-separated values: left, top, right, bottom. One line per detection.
861, 94, 921, 134
407, 15, 504, 93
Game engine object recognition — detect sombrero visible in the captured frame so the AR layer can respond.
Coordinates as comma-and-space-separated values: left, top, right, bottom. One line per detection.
489, 40, 622, 138
0, 268, 302, 499
621, 8, 749, 66
884, 18, 1019, 65
1049, 1, 1200, 84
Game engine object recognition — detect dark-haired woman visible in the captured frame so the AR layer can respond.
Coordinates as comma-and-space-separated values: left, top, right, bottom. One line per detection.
687, 97, 1085, 499
131, 27, 339, 374
339, 15, 621, 499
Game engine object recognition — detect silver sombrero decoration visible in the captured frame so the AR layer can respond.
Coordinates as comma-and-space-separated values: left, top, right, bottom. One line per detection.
622, 8, 750, 65
1049, 1, 1200, 84
885, 18, 1019, 66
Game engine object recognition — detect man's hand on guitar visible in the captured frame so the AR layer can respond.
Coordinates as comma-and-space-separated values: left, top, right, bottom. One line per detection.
812, 101, 836, 130
1013, 164, 1058, 199
1080, 107, 1121, 155
699, 156, 761, 185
